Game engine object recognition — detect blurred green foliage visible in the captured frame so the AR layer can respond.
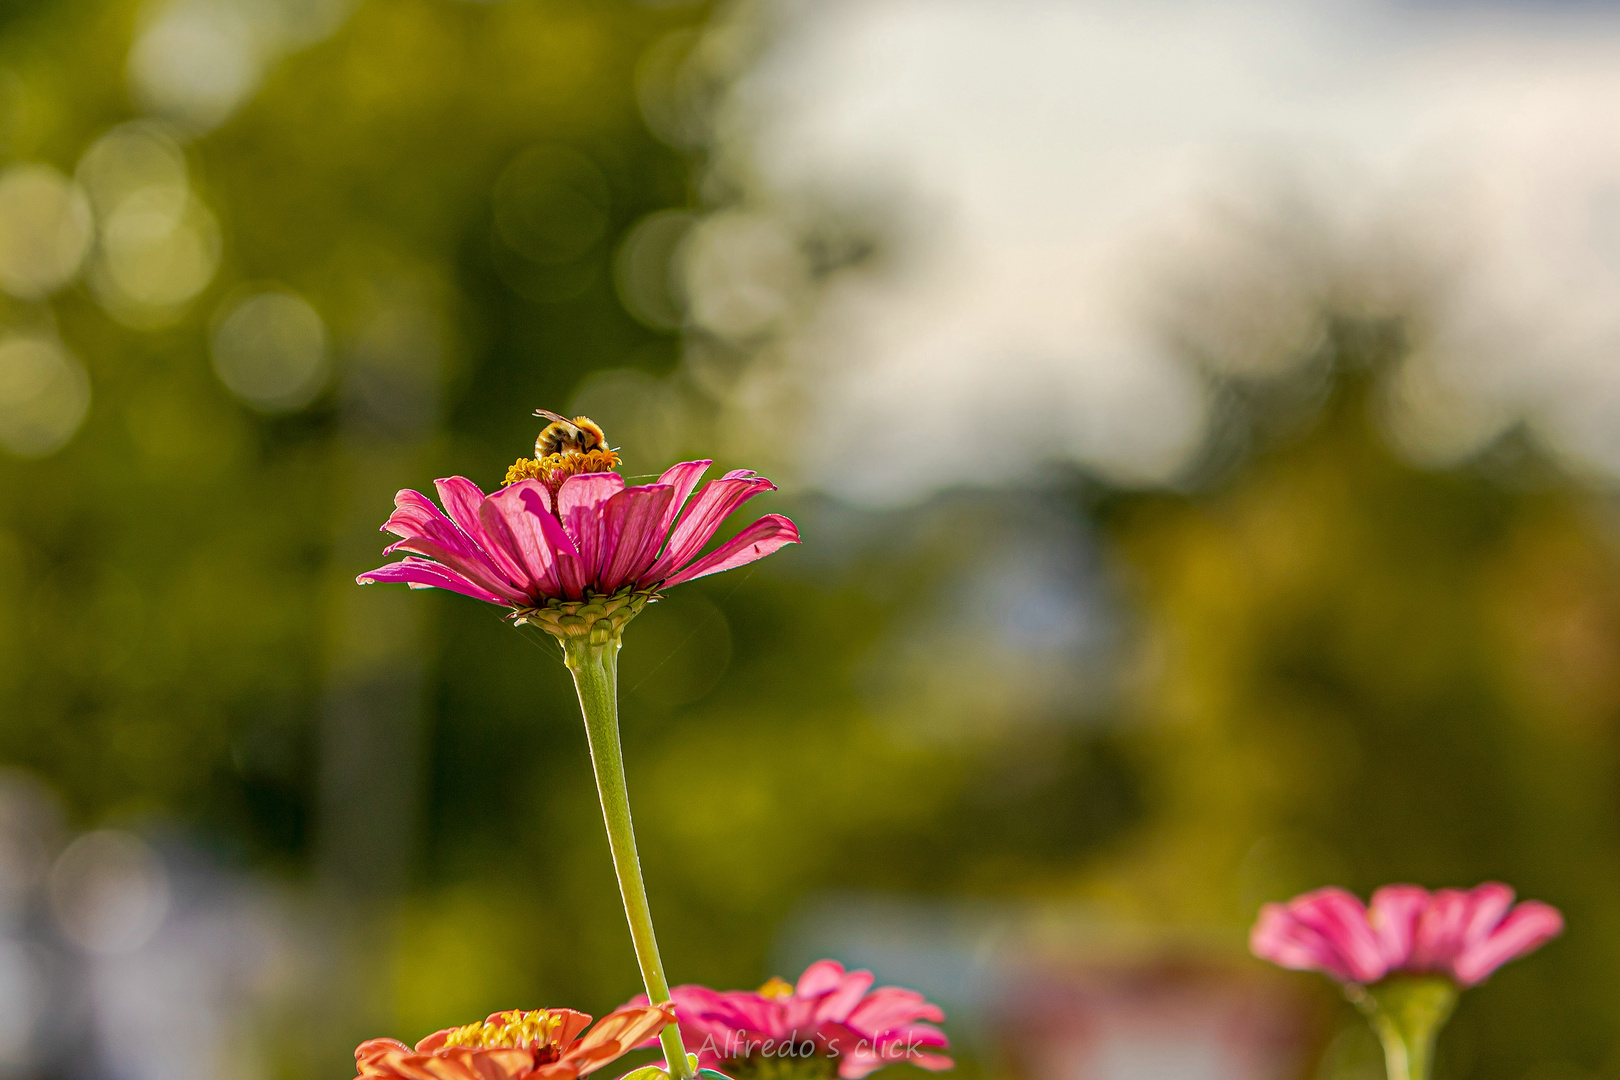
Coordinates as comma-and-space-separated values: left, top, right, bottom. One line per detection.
1, 4, 1618, 1080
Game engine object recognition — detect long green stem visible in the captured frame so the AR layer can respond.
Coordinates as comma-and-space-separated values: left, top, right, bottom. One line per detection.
563, 635, 693, 1080
1350, 975, 1457, 1080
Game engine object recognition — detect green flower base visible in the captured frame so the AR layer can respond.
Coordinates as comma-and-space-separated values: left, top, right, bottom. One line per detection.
513, 587, 659, 645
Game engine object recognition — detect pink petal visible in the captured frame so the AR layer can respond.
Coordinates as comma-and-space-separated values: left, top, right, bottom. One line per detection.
836, 1052, 885, 1080
479, 480, 578, 600
376, 487, 526, 604
659, 514, 801, 588
1290, 889, 1389, 983
1451, 900, 1564, 986
846, 987, 944, 1031
776, 999, 820, 1040
381, 536, 529, 606
357, 558, 506, 605
382, 489, 470, 551
1251, 903, 1356, 981
598, 485, 676, 593
433, 475, 502, 535
1250, 889, 1387, 984
837, 1056, 885, 1080
795, 960, 849, 998
871, 1023, 948, 1049
1411, 889, 1472, 969
719, 995, 790, 1040
835, 1033, 953, 1080
1461, 882, 1516, 946
435, 477, 532, 586
653, 460, 711, 540
640, 476, 777, 585
382, 490, 519, 594
555, 473, 626, 587
815, 970, 876, 1025
1369, 884, 1428, 968
642, 986, 749, 1058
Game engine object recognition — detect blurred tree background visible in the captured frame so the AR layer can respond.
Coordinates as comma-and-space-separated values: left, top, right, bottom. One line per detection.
0, 2, 1617, 1080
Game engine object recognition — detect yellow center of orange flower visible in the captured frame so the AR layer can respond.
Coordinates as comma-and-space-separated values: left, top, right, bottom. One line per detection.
441, 1010, 569, 1051
757, 976, 795, 1000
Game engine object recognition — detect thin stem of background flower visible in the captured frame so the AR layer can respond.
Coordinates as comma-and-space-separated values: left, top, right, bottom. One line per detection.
1351, 976, 1456, 1080
564, 634, 693, 1080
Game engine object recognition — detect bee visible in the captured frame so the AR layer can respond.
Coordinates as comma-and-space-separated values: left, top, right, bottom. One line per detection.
533, 409, 610, 458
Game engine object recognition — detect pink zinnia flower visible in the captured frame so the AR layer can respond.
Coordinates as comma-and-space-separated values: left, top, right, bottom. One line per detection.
629, 960, 952, 1079
354, 1004, 674, 1080
1250, 882, 1564, 987
356, 425, 798, 621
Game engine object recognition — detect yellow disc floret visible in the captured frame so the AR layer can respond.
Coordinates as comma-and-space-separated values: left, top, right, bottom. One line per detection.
505, 447, 621, 491
441, 1010, 569, 1051
757, 976, 795, 1000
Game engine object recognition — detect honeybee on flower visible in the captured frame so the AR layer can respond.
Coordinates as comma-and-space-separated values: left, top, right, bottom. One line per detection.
533, 410, 611, 457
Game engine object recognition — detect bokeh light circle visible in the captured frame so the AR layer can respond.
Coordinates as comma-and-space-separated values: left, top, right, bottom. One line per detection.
0, 165, 93, 301
492, 143, 612, 264
76, 121, 190, 219
48, 830, 170, 955
210, 287, 330, 412
91, 190, 222, 324
613, 209, 693, 329
0, 336, 92, 459
681, 209, 805, 340
128, 0, 262, 132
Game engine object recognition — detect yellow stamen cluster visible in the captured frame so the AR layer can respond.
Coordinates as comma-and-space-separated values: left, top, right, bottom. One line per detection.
442, 1010, 568, 1051
757, 976, 795, 1000
505, 447, 622, 490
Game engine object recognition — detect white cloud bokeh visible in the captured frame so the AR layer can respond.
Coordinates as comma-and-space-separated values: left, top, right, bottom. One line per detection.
685, 0, 1620, 502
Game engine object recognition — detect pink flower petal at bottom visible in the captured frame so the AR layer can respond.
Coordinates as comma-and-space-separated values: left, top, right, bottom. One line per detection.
847, 1054, 954, 1080
1460, 883, 1517, 949
1250, 901, 1356, 981
624, 961, 950, 1080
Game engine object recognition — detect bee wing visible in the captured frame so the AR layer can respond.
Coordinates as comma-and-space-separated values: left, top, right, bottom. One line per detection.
532, 408, 572, 425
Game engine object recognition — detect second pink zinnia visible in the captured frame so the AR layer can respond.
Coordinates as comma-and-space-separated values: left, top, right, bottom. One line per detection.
1250, 881, 1563, 987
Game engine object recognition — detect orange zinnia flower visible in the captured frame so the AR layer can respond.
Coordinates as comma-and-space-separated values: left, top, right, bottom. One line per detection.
355, 1003, 675, 1080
